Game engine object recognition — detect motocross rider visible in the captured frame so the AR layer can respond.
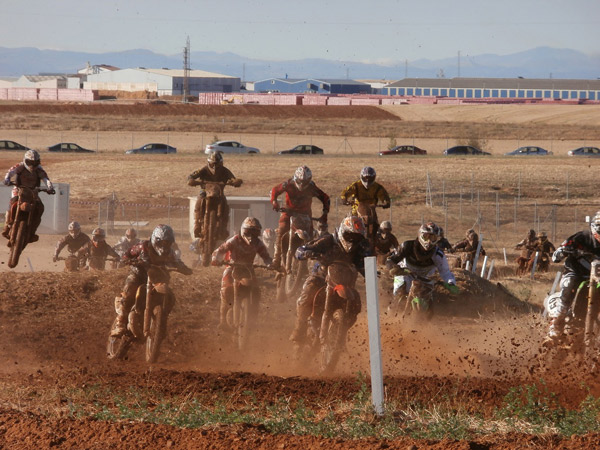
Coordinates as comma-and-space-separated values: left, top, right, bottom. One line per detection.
270, 165, 330, 270
340, 166, 390, 238
113, 228, 140, 257
53, 221, 91, 266
543, 212, 600, 346
451, 228, 486, 269
290, 215, 372, 349
211, 217, 273, 332
2, 150, 55, 243
188, 151, 242, 240
82, 227, 120, 270
386, 222, 459, 312
437, 227, 452, 252
374, 220, 399, 263
110, 224, 193, 337
515, 229, 538, 260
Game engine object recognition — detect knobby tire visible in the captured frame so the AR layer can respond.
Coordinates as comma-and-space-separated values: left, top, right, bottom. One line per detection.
145, 304, 164, 363
319, 309, 346, 373
8, 220, 27, 269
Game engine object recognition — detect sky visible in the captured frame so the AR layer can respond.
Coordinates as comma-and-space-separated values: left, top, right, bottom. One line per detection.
1, 0, 599, 64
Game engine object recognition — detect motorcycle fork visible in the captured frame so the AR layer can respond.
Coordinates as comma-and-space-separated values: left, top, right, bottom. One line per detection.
584, 260, 600, 350
319, 286, 335, 343
143, 282, 154, 337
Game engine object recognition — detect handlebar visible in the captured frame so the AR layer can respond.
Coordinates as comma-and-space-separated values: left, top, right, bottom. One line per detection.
7, 182, 54, 194
277, 207, 322, 221
220, 261, 283, 273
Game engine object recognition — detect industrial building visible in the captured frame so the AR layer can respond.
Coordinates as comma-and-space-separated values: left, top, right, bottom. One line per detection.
253, 78, 372, 95
84, 68, 241, 96
382, 78, 600, 101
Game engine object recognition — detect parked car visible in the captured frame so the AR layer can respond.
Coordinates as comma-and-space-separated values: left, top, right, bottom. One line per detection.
568, 146, 600, 157
443, 145, 491, 156
504, 146, 552, 156
379, 145, 427, 156
125, 143, 177, 154
205, 141, 260, 154
47, 142, 95, 153
0, 140, 31, 151
278, 145, 324, 155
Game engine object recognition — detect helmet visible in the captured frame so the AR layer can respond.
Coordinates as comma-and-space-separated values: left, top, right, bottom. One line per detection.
207, 151, 223, 169
68, 221, 81, 238
293, 165, 312, 191
590, 211, 600, 243
23, 149, 40, 172
439, 226, 445, 238
241, 217, 262, 244
337, 215, 366, 252
92, 227, 106, 242
538, 231, 548, 241
380, 221, 392, 232
528, 229, 536, 237
262, 227, 275, 242
360, 166, 376, 189
151, 224, 175, 256
125, 228, 137, 241
418, 222, 441, 250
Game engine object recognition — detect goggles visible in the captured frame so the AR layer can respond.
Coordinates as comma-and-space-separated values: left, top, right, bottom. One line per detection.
25, 158, 39, 167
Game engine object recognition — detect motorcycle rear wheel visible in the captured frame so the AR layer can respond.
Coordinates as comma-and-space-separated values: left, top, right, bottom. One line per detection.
285, 257, 307, 298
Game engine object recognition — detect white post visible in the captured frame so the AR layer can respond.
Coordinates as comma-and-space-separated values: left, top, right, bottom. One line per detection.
465, 260, 471, 272
550, 271, 562, 294
480, 255, 488, 277
472, 233, 483, 273
365, 256, 384, 416
530, 251, 539, 280
503, 248, 507, 265
487, 260, 495, 280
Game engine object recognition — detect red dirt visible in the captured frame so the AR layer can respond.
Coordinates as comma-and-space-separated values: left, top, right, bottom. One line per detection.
0, 267, 599, 449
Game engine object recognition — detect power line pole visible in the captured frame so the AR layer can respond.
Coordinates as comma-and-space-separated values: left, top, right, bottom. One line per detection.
183, 36, 190, 103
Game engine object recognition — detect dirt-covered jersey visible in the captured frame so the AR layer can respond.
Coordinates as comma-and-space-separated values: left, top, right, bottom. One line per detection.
4, 162, 51, 197
340, 181, 390, 215
55, 233, 91, 256
188, 165, 236, 185
270, 179, 330, 216
212, 234, 271, 266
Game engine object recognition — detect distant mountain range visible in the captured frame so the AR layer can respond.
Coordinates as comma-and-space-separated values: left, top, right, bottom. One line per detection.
0, 46, 598, 81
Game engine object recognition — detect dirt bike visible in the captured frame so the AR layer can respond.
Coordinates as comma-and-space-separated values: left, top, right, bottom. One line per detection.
345, 197, 386, 250
86, 255, 118, 271
540, 252, 600, 372
295, 260, 361, 373
107, 265, 179, 363
190, 179, 239, 267
275, 207, 320, 302
6, 184, 54, 269
222, 262, 278, 351
57, 252, 82, 272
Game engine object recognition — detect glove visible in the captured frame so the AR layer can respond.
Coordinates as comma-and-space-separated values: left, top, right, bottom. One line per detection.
272, 202, 280, 212
318, 213, 328, 223
210, 257, 219, 266
187, 177, 196, 187
3, 178, 11, 186
47, 188, 56, 195
445, 282, 460, 295
232, 178, 243, 188
382, 203, 391, 209
53, 255, 58, 263
552, 249, 564, 263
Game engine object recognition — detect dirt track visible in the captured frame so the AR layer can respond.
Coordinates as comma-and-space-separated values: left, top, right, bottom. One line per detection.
2, 102, 600, 448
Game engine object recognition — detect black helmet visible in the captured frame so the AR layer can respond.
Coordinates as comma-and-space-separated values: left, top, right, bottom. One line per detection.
360, 166, 376, 189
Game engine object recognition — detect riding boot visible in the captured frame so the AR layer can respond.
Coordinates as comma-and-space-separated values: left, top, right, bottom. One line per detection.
543, 316, 566, 347
289, 296, 312, 344
272, 233, 283, 270
1, 224, 9, 239
110, 296, 130, 337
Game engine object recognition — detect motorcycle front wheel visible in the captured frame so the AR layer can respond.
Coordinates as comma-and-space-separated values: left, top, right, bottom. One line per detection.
145, 304, 165, 363
319, 309, 346, 373
8, 219, 27, 269
107, 318, 133, 360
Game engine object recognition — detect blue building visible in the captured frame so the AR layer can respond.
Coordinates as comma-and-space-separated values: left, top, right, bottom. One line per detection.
381, 78, 600, 101
253, 78, 372, 95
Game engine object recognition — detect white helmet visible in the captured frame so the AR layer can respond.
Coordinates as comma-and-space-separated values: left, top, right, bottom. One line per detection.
418, 222, 441, 251
360, 166, 376, 189
293, 165, 312, 191
380, 221, 392, 232
337, 216, 366, 253
151, 224, 175, 256
241, 217, 262, 245
68, 221, 81, 238
23, 149, 41, 172
591, 211, 600, 243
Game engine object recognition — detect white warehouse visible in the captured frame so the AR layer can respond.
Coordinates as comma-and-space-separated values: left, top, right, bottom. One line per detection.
84, 68, 240, 96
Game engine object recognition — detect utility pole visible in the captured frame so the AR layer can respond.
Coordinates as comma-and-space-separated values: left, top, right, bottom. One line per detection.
183, 36, 190, 102
457, 50, 461, 78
